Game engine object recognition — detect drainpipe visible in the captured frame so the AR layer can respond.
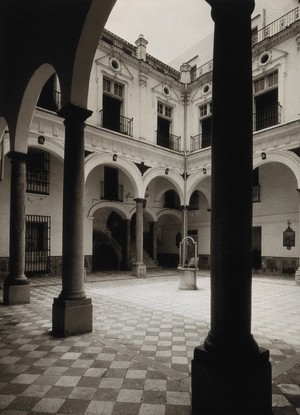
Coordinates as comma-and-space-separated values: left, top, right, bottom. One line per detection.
180, 64, 191, 240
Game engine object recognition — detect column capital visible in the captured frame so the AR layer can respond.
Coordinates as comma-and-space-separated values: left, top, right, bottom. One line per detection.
7, 151, 27, 163
206, 0, 254, 19
134, 198, 146, 203
57, 103, 93, 122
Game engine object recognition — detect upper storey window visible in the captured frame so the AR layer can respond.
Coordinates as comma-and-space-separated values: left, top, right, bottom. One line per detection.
101, 77, 133, 136
253, 71, 281, 131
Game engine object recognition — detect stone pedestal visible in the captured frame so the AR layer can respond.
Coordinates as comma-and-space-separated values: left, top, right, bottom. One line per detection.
178, 267, 197, 290
192, 346, 272, 415
132, 262, 146, 278
52, 297, 93, 337
295, 268, 300, 285
4, 282, 30, 305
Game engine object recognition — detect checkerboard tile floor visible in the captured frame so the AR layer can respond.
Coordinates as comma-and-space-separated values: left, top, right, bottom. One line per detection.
0, 272, 299, 414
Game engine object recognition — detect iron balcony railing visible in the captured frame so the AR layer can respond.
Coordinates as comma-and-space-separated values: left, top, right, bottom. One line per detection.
192, 7, 299, 81
253, 7, 299, 45
253, 103, 282, 132
100, 110, 133, 137
190, 132, 212, 152
156, 132, 181, 151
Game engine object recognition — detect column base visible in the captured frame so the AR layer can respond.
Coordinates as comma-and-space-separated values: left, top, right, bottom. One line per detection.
3, 280, 30, 305
132, 262, 146, 277
177, 267, 197, 290
192, 345, 272, 415
295, 268, 300, 285
52, 297, 93, 337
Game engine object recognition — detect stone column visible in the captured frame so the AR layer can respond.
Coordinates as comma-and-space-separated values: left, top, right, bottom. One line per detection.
295, 190, 300, 285
52, 103, 93, 337
150, 221, 158, 263
124, 219, 131, 270
3, 151, 30, 305
132, 198, 146, 277
192, 1, 272, 414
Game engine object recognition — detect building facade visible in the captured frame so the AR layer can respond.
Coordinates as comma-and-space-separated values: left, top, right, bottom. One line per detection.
1, 0, 300, 278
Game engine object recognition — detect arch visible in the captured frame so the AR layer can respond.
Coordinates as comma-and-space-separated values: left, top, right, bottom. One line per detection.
14, 64, 56, 153
186, 170, 211, 205
143, 167, 185, 204
144, 207, 158, 222
0, 117, 7, 139
87, 200, 131, 220
253, 150, 300, 189
66, 0, 117, 108
85, 153, 143, 198
27, 137, 64, 160
157, 209, 182, 222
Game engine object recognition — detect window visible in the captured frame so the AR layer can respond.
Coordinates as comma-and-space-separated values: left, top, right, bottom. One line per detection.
157, 102, 173, 149
37, 74, 61, 111
254, 71, 280, 131
199, 103, 212, 148
254, 71, 278, 94
190, 65, 197, 82
25, 215, 51, 274
101, 166, 124, 202
252, 168, 260, 203
26, 148, 50, 195
163, 190, 180, 209
101, 77, 133, 136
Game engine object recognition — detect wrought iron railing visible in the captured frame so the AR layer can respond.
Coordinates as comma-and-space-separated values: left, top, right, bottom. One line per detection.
254, 7, 299, 45
100, 110, 133, 137
190, 132, 212, 152
25, 215, 51, 274
192, 7, 299, 80
253, 103, 282, 132
156, 132, 181, 151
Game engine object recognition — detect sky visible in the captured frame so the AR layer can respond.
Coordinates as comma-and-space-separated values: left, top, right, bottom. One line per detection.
105, 0, 214, 64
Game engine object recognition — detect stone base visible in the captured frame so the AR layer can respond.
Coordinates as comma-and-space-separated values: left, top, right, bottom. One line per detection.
192, 345, 272, 415
295, 268, 300, 285
132, 262, 146, 278
3, 282, 30, 305
52, 297, 93, 337
177, 267, 197, 290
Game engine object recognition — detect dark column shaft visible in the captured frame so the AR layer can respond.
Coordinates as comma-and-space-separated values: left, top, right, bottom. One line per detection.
58, 103, 92, 300
7, 152, 27, 282
205, 0, 257, 355
135, 198, 144, 264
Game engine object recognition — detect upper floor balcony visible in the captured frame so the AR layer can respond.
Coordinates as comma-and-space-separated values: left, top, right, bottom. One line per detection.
100, 110, 133, 137
253, 103, 282, 132
192, 7, 299, 82
157, 131, 181, 152
190, 132, 211, 152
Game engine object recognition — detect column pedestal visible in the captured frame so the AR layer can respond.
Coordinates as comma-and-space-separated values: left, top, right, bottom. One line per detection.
192, 346, 272, 415
132, 262, 146, 277
52, 297, 93, 337
4, 282, 30, 305
295, 267, 300, 285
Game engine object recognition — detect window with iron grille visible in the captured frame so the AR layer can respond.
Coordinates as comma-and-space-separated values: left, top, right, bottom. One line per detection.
26, 148, 50, 195
25, 215, 51, 274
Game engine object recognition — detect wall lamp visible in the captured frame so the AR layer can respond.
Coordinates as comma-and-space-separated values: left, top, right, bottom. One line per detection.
113, 154, 117, 161
38, 135, 45, 145
165, 168, 169, 175
261, 152, 267, 160
202, 168, 207, 175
